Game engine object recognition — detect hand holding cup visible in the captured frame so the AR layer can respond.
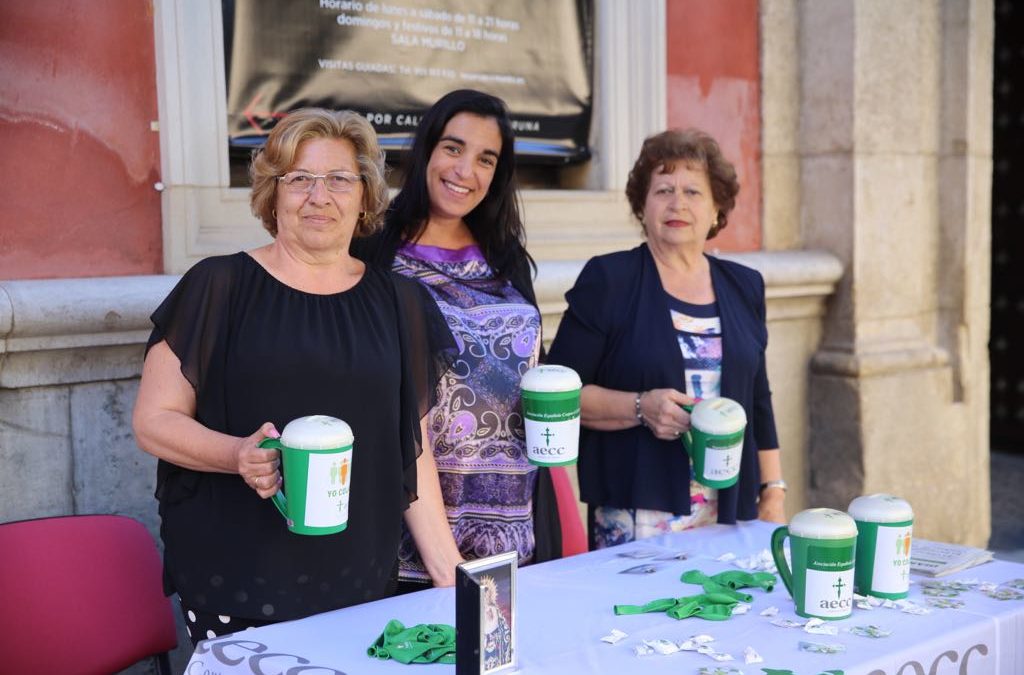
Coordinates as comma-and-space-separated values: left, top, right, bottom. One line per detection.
238, 421, 282, 499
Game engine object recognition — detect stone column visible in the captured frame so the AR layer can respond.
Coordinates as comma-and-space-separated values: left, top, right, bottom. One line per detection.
797, 0, 992, 545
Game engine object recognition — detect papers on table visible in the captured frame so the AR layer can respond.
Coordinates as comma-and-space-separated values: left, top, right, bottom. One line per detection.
910, 538, 993, 577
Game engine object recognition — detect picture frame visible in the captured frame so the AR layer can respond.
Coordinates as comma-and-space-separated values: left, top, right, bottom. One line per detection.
456, 551, 518, 675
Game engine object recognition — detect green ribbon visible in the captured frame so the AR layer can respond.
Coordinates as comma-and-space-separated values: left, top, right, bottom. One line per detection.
367, 619, 457, 665
680, 569, 777, 603
614, 592, 738, 620
612, 569, 778, 623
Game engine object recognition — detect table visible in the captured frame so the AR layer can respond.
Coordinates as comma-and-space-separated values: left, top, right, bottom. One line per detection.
185, 521, 1024, 674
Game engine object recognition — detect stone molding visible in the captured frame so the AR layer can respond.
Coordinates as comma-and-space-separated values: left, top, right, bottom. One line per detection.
0, 250, 842, 390
0, 276, 178, 389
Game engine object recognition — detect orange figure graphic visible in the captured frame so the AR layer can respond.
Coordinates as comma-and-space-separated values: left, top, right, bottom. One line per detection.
340, 457, 350, 486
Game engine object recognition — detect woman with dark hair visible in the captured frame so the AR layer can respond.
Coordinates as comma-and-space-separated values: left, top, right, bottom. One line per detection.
354, 89, 560, 590
546, 128, 785, 550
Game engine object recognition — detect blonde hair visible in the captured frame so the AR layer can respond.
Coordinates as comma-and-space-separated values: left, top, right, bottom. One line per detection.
249, 108, 388, 237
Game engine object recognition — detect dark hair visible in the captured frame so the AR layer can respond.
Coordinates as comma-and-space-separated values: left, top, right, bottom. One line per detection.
625, 128, 739, 239
383, 89, 533, 281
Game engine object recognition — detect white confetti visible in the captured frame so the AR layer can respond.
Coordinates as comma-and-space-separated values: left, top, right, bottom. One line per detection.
803, 618, 839, 635
759, 606, 780, 617
896, 600, 932, 616
771, 618, 805, 629
678, 640, 699, 651
715, 552, 738, 563
979, 582, 999, 593
731, 548, 778, 573
731, 603, 752, 615
634, 643, 655, 657
744, 645, 764, 664
600, 628, 628, 644
708, 651, 735, 662
644, 639, 681, 655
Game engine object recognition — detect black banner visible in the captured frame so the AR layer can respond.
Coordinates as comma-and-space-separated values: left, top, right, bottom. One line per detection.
225, 0, 594, 164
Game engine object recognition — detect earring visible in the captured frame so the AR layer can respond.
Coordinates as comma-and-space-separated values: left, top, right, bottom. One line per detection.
272, 209, 277, 220
358, 211, 366, 222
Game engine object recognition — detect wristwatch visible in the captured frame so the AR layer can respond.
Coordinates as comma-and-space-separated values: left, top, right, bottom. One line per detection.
759, 479, 788, 493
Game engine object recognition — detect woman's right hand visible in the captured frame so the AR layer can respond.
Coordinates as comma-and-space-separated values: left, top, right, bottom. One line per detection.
638, 389, 697, 441
237, 422, 282, 499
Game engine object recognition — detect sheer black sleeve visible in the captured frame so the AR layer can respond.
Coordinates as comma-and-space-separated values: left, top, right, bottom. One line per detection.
389, 272, 457, 506
146, 255, 237, 393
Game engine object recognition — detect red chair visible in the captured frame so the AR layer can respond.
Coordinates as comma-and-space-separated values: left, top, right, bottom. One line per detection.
550, 466, 588, 556
0, 514, 178, 675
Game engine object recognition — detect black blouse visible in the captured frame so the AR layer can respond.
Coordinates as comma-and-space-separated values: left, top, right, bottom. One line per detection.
147, 253, 453, 621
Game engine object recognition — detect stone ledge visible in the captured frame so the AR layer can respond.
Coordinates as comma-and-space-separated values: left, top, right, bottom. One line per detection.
0, 276, 179, 388
535, 249, 844, 317
811, 343, 951, 377
0, 249, 843, 388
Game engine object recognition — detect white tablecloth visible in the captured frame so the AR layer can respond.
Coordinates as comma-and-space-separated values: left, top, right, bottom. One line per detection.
186, 521, 1024, 674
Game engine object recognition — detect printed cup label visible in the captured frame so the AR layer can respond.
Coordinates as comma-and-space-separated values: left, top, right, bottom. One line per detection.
803, 544, 855, 618
304, 451, 351, 527
524, 418, 579, 464
702, 440, 742, 481
523, 391, 580, 465
522, 394, 580, 423
872, 525, 913, 594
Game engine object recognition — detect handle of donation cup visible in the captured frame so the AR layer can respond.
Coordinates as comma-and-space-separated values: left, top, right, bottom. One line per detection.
681, 397, 746, 489
520, 365, 582, 467
257, 415, 354, 536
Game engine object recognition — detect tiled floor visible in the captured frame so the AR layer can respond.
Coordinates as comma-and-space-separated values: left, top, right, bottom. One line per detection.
989, 450, 1024, 562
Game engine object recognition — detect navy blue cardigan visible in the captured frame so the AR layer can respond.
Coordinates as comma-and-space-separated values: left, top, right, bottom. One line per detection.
546, 244, 779, 523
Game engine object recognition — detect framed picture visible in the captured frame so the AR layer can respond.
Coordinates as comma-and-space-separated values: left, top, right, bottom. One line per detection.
456, 551, 517, 675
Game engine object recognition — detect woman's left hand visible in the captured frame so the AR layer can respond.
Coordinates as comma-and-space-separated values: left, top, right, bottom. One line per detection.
758, 487, 786, 523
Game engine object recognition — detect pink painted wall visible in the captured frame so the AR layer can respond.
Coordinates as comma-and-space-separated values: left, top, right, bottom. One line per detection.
666, 0, 761, 252
0, 1, 163, 280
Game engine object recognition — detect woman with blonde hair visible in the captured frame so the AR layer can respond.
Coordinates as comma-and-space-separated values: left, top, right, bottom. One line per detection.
134, 108, 459, 643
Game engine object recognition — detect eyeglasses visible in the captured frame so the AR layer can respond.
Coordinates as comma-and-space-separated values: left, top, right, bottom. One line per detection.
277, 171, 363, 194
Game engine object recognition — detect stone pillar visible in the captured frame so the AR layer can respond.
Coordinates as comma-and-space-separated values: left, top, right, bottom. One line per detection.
796, 0, 992, 546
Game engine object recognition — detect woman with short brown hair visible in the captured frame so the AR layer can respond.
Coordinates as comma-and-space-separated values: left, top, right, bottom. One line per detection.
548, 128, 785, 549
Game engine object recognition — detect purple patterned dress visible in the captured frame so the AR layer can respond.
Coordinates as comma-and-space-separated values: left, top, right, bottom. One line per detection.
394, 242, 541, 581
